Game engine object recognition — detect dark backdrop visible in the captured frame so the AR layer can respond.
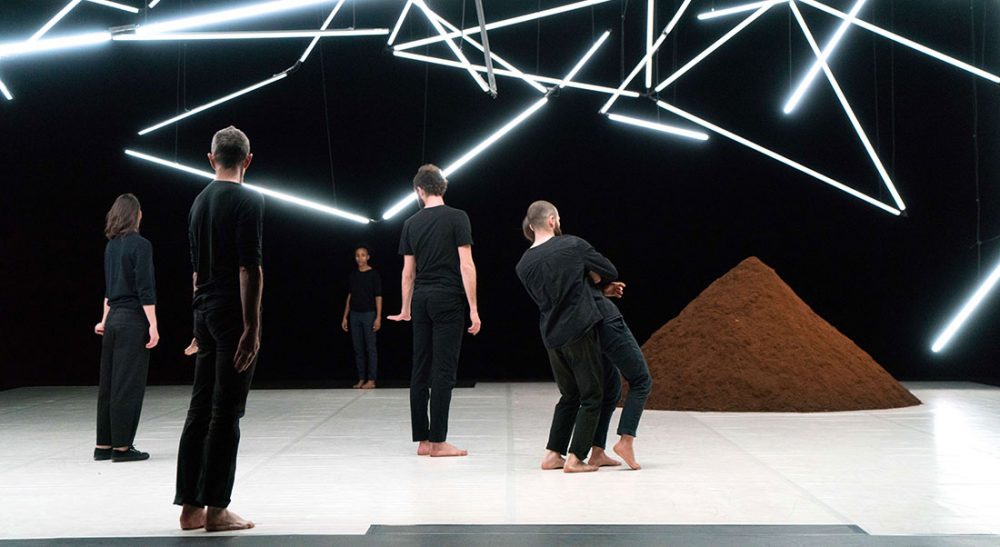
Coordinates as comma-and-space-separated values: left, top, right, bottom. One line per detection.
1, 0, 998, 390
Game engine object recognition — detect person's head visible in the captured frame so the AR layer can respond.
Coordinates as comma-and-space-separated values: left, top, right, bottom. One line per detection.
413, 164, 448, 206
104, 193, 142, 240
208, 126, 252, 180
525, 200, 561, 238
354, 246, 371, 268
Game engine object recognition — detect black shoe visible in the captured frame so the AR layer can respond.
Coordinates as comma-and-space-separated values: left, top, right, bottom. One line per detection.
112, 446, 150, 462
94, 448, 113, 461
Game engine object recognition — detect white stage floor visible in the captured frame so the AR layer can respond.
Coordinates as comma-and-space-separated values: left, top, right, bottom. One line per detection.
1, 382, 999, 541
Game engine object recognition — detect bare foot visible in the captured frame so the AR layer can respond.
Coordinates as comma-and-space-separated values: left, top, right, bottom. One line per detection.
417, 440, 432, 456
540, 450, 565, 470
587, 447, 622, 468
429, 441, 468, 457
352, 380, 364, 389
205, 507, 254, 532
563, 453, 599, 473
613, 435, 641, 470
179, 505, 206, 531
362, 380, 376, 389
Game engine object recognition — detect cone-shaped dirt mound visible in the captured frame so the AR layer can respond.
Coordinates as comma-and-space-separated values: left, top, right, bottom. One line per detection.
634, 257, 920, 412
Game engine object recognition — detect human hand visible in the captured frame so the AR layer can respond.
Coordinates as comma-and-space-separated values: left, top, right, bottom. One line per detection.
233, 328, 260, 373
373, 318, 382, 332
603, 281, 626, 299
388, 312, 411, 322
146, 325, 160, 349
468, 310, 482, 336
94, 322, 105, 336
341, 318, 349, 332
183, 338, 198, 357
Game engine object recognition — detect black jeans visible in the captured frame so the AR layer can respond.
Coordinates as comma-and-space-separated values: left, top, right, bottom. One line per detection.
546, 328, 604, 460
593, 316, 652, 447
349, 310, 378, 381
410, 289, 465, 443
96, 307, 150, 448
175, 306, 256, 509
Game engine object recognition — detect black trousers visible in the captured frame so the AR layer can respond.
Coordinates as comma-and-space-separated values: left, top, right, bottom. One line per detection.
546, 328, 604, 460
349, 310, 378, 381
410, 289, 465, 443
96, 307, 150, 448
593, 316, 652, 448
175, 306, 256, 509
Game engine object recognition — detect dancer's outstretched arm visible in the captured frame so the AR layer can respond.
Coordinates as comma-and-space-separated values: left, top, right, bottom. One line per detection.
388, 255, 416, 321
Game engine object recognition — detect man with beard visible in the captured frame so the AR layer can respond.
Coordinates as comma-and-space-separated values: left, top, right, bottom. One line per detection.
389, 164, 482, 457
516, 201, 617, 473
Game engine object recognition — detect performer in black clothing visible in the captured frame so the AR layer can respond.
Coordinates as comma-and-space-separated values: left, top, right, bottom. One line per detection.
516, 201, 617, 473
175, 126, 262, 533
521, 218, 652, 471
342, 246, 382, 389
389, 164, 481, 458
94, 193, 159, 463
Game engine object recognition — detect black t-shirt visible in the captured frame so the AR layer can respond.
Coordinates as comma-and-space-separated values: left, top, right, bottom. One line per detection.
516, 235, 618, 349
348, 268, 382, 312
398, 205, 473, 294
189, 181, 264, 310
104, 232, 156, 310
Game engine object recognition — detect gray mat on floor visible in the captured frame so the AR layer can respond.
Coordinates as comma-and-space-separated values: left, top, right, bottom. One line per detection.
5, 525, 1000, 546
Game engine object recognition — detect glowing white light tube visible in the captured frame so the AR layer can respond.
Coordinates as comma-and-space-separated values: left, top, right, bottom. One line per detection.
116, 29, 388, 41
654, 1, 775, 92
607, 113, 709, 141
394, 0, 612, 51
383, 33, 608, 220
388, 0, 414, 46
789, 1, 905, 211
149, 0, 162, 7
412, 0, 491, 93
427, 10, 547, 94
0, 32, 112, 58
599, 0, 692, 114
784, 0, 866, 114
382, 99, 550, 219
30, 0, 84, 42
137, 73, 288, 136
558, 30, 610, 87
136, 0, 334, 35
125, 149, 372, 224
932, 258, 1000, 353
697, 0, 783, 21
393, 50, 641, 96
645, 0, 654, 88
86, 0, 140, 14
655, 100, 901, 215
798, 0, 1000, 83
299, 0, 347, 63
0, 78, 13, 101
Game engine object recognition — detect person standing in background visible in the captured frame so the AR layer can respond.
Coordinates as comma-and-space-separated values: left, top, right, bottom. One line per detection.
94, 193, 159, 463
342, 246, 382, 389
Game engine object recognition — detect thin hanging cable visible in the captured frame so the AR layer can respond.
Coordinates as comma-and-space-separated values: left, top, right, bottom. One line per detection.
174, 43, 182, 161
788, 5, 792, 93
421, 18, 430, 164
889, 0, 896, 174
318, 40, 337, 203
619, 0, 628, 82
873, 4, 881, 199
671, 0, 677, 103
459, 0, 467, 52
591, 5, 595, 41
352, 0, 356, 28
537, 0, 543, 74
971, 0, 983, 275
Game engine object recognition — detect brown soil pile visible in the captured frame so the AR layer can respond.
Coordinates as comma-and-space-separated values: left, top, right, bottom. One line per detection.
631, 257, 920, 412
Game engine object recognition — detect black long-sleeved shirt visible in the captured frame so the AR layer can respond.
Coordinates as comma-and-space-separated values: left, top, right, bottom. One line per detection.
516, 235, 618, 349
104, 232, 156, 310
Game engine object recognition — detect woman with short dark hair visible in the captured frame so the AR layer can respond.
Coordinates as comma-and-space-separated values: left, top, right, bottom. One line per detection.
93, 193, 159, 462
